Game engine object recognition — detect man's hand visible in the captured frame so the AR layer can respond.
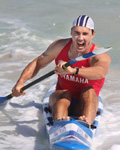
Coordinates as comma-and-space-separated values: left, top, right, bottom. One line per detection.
55, 61, 76, 75
12, 82, 26, 97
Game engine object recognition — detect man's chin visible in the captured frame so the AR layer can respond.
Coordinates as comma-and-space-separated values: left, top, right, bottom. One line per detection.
77, 47, 85, 53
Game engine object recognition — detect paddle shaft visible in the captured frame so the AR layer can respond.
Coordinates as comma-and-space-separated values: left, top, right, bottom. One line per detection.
5, 62, 77, 100
5, 70, 55, 100
22, 70, 55, 91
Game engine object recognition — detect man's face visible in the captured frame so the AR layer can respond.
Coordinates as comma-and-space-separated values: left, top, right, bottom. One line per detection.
71, 26, 95, 53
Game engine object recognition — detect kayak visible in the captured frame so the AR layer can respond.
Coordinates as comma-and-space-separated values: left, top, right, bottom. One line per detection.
43, 82, 103, 150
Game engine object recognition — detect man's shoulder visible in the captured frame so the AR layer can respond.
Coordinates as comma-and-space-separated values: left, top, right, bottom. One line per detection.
44, 38, 71, 59
54, 38, 71, 48
90, 45, 111, 64
48, 38, 71, 56
94, 45, 111, 59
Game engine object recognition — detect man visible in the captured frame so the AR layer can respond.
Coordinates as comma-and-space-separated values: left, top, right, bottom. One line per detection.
12, 15, 111, 125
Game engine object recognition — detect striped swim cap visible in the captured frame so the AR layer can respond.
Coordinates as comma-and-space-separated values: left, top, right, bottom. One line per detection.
72, 15, 94, 30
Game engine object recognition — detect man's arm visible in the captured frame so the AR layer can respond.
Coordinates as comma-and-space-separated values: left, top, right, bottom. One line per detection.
77, 52, 111, 80
55, 52, 111, 80
12, 41, 57, 96
12, 38, 71, 96
12, 52, 54, 96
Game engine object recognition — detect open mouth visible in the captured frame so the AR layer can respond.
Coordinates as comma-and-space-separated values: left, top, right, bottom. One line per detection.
77, 42, 85, 48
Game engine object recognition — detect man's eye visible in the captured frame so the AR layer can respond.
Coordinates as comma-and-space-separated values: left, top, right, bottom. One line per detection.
83, 32, 88, 35
74, 32, 79, 35
74, 32, 77, 34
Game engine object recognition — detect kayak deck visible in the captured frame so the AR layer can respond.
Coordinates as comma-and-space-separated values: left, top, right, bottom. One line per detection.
43, 83, 103, 150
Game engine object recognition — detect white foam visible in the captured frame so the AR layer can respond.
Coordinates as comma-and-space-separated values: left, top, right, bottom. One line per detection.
109, 145, 120, 150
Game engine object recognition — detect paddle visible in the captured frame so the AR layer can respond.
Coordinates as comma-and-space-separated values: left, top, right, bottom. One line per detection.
0, 47, 112, 103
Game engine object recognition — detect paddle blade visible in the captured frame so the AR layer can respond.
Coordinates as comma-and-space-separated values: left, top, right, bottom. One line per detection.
75, 47, 112, 61
0, 94, 13, 103
0, 97, 7, 103
62, 47, 112, 69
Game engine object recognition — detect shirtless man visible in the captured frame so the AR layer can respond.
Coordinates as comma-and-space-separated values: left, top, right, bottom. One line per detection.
12, 15, 111, 125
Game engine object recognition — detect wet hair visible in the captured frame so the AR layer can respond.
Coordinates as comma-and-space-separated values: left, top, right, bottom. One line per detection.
91, 29, 94, 35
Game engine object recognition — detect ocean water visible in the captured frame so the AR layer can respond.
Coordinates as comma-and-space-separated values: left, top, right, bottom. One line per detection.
0, 0, 120, 150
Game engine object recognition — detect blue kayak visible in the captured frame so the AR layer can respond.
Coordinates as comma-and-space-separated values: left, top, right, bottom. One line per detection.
43, 83, 103, 150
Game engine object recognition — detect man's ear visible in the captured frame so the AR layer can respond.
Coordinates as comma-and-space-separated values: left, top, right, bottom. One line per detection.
70, 27, 73, 36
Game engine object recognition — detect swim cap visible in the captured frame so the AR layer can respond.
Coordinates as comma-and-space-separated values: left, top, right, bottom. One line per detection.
72, 15, 94, 30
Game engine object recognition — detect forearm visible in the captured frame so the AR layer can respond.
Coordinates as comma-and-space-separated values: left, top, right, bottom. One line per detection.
77, 66, 107, 80
73, 54, 111, 80
55, 62, 107, 80
17, 58, 40, 84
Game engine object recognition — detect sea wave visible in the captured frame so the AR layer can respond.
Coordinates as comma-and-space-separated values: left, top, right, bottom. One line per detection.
108, 145, 120, 150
